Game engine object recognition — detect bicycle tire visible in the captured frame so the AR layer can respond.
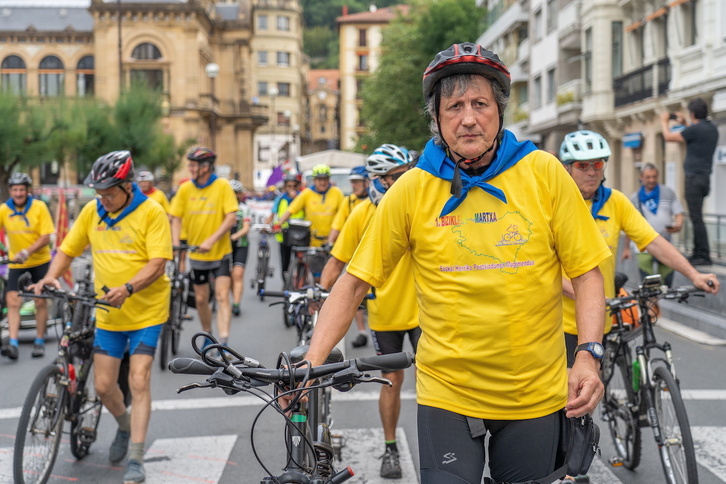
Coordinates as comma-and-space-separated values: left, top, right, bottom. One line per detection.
158, 322, 172, 371
652, 365, 698, 484
70, 360, 102, 459
602, 342, 641, 469
14, 364, 67, 484
171, 288, 184, 355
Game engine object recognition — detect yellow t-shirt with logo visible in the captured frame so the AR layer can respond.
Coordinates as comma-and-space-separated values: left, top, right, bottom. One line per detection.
146, 188, 170, 214
332, 198, 418, 332
60, 198, 171, 331
169, 178, 238, 262
562, 189, 659, 335
0, 198, 55, 269
331, 193, 364, 232
346, 151, 611, 420
286, 186, 344, 246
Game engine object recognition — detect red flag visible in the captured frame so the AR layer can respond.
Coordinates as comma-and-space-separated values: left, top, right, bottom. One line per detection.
54, 190, 73, 287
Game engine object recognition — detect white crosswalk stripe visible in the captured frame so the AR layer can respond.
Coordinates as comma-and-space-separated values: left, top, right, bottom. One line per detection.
694, 426, 726, 480
0, 447, 12, 483
143, 434, 237, 483
338, 427, 417, 483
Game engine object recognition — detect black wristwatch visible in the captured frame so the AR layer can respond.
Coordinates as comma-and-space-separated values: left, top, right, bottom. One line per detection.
575, 342, 604, 360
125, 283, 134, 296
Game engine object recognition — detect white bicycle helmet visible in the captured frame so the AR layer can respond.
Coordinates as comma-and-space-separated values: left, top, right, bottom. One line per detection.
366, 144, 411, 176
228, 179, 244, 193
559, 130, 612, 164
135, 170, 154, 182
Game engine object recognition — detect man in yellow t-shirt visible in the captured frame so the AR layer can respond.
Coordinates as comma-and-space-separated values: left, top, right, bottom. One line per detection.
559, 130, 720, 366
169, 147, 238, 345
299, 43, 611, 483
0, 173, 55, 360
35, 151, 171, 484
135, 170, 170, 214
320, 145, 418, 479
276, 164, 344, 247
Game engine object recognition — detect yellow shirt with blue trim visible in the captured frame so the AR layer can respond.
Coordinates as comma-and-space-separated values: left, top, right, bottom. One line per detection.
346, 152, 611, 420
0, 198, 55, 269
331, 193, 364, 232
285, 186, 344, 246
562, 189, 659, 335
60, 198, 171, 331
145, 188, 170, 213
331, 198, 418, 332
169, 178, 238, 262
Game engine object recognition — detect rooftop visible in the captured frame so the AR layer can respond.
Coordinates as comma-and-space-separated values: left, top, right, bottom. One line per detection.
336, 5, 410, 25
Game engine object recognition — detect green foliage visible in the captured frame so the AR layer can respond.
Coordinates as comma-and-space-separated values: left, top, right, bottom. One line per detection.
357, 0, 484, 153
113, 81, 164, 169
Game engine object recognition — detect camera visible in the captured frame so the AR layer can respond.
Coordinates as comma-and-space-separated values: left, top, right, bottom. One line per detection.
668, 112, 678, 121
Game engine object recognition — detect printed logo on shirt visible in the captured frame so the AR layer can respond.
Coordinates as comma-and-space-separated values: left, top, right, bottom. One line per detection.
96, 225, 121, 231
120, 235, 133, 244
435, 215, 462, 227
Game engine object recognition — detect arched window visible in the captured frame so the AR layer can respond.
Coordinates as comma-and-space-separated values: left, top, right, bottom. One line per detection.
1, 55, 27, 95
39, 55, 65, 97
130, 42, 163, 90
77, 55, 94, 96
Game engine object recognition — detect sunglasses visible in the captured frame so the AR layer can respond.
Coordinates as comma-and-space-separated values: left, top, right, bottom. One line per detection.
382, 171, 406, 182
572, 160, 605, 172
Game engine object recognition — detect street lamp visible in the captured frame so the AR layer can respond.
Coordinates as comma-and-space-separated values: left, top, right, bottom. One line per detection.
268, 86, 278, 164
205, 62, 219, 150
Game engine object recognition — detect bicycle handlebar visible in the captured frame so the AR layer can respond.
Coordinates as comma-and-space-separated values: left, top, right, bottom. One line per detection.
18, 285, 115, 310
173, 244, 200, 252
260, 288, 374, 301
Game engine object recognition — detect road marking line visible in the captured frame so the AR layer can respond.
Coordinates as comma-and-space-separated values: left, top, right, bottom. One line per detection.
658, 317, 726, 346
694, 426, 726, 480
337, 427, 419, 483
584, 456, 623, 483
143, 434, 237, 484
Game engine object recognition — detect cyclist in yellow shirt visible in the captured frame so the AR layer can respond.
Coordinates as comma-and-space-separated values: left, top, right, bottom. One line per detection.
135, 170, 170, 214
302, 43, 611, 483
0, 173, 55, 360
169, 147, 238, 345
320, 144, 419, 479
276, 164, 344, 247
35, 151, 171, 484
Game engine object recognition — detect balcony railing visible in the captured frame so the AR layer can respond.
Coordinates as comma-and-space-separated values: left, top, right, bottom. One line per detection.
671, 212, 726, 262
613, 57, 670, 107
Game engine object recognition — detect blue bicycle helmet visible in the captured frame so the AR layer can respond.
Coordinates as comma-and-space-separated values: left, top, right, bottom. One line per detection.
349, 166, 369, 181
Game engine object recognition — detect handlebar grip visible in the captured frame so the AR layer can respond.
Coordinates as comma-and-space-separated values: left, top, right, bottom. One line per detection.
168, 357, 217, 375
259, 289, 288, 298
678, 285, 699, 293
707, 279, 715, 288
355, 352, 414, 372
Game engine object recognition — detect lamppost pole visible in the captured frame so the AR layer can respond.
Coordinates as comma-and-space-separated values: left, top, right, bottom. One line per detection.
268, 86, 279, 166
205, 63, 220, 151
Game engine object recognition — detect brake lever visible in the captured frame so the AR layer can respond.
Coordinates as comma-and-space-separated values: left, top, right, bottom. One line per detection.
177, 381, 213, 394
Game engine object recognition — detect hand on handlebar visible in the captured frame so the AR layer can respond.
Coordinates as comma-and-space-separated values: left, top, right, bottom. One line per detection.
692, 273, 719, 294
31, 277, 62, 295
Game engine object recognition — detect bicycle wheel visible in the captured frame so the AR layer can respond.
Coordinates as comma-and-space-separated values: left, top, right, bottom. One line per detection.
14, 365, 67, 484
158, 322, 172, 371
70, 360, 102, 459
652, 365, 698, 484
170, 288, 184, 355
601, 343, 641, 469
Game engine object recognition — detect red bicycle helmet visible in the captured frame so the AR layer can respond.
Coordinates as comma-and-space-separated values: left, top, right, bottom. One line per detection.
84, 150, 134, 189
423, 43, 511, 101
187, 146, 217, 164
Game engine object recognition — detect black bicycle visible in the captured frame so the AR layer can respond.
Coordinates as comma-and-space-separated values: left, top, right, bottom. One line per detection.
169, 332, 413, 484
13, 283, 114, 484
602, 274, 706, 484
250, 224, 274, 301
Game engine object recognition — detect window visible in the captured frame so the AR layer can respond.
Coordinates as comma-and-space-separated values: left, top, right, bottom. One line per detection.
277, 16, 290, 31
1, 55, 26, 95
546, 0, 557, 33
276, 82, 290, 96
534, 9, 542, 40
258, 14, 268, 30
611, 22, 623, 78
39, 55, 64, 97
318, 104, 327, 124
516, 83, 528, 105
76, 55, 94, 96
130, 69, 163, 90
682, 0, 697, 46
546, 68, 555, 104
533, 75, 542, 109
277, 52, 290, 67
258, 81, 268, 96
584, 28, 592, 93
359, 28, 367, 47
131, 42, 161, 60
358, 54, 368, 71
356, 79, 364, 99
277, 111, 291, 127
258, 51, 268, 66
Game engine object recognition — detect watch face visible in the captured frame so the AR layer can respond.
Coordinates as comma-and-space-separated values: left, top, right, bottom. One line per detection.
592, 343, 605, 357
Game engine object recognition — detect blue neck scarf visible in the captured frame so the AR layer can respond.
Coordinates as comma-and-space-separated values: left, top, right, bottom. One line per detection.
416, 130, 537, 217
193, 172, 218, 189
309, 184, 330, 203
5, 196, 33, 226
96, 183, 148, 228
281, 192, 297, 204
638, 184, 659, 214
590, 184, 612, 221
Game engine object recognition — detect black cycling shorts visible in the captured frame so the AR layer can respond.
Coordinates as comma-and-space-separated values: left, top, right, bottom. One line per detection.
7, 262, 50, 292
191, 255, 231, 285
371, 327, 421, 364
232, 245, 249, 268
418, 405, 564, 483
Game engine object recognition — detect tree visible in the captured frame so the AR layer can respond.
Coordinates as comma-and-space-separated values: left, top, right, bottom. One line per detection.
357, 0, 484, 153
113, 81, 165, 170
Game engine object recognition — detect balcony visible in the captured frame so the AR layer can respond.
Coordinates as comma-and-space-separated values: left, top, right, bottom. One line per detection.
613, 57, 670, 107
556, 79, 583, 120
478, 0, 528, 50
558, 0, 581, 51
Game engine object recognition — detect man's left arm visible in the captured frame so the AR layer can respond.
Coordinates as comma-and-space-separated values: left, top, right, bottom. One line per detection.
103, 258, 168, 307
200, 211, 237, 252
661, 111, 686, 143
645, 236, 719, 293
567, 266, 605, 418
14, 234, 51, 263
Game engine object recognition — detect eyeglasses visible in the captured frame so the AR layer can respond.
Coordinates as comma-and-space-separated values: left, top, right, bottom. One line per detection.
382, 171, 406, 183
571, 160, 605, 172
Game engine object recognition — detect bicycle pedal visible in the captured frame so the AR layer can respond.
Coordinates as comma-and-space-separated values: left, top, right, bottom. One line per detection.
609, 456, 623, 467
79, 427, 97, 444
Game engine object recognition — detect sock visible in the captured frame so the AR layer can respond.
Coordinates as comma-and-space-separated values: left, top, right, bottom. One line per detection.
34, 337, 45, 346
129, 442, 145, 462
114, 411, 131, 432
385, 440, 398, 453
9, 338, 18, 347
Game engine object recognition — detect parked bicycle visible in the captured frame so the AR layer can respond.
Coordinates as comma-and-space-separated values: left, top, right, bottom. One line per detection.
249, 224, 275, 301
601, 274, 708, 484
158, 244, 197, 371
169, 331, 414, 484
13, 282, 114, 484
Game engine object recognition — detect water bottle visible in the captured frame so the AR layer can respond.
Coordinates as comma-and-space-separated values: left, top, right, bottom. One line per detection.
631, 359, 641, 393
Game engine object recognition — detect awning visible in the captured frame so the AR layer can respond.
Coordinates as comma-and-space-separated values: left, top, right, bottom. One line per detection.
623, 132, 643, 149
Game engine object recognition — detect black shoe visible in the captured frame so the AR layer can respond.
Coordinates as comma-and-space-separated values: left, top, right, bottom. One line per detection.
1, 344, 19, 360
232, 304, 241, 317
31, 344, 45, 358
688, 256, 713, 266
351, 333, 368, 348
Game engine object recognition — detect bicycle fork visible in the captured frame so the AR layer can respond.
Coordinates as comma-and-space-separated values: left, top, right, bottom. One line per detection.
636, 347, 666, 446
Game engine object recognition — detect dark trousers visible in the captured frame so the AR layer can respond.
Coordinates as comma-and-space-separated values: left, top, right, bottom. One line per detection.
685, 174, 711, 260
279, 243, 292, 279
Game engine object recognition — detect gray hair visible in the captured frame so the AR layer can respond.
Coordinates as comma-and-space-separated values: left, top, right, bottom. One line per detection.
425, 74, 509, 145
640, 163, 659, 175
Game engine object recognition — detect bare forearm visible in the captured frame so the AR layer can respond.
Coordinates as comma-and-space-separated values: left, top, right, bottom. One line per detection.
171, 217, 182, 246
46, 250, 74, 280
571, 267, 605, 344
646, 236, 700, 280
562, 276, 575, 299
25, 234, 51, 255
208, 213, 237, 245
320, 257, 346, 290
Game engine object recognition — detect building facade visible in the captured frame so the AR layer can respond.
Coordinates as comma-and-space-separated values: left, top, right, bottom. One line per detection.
305, 69, 340, 154
0, 0, 305, 190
